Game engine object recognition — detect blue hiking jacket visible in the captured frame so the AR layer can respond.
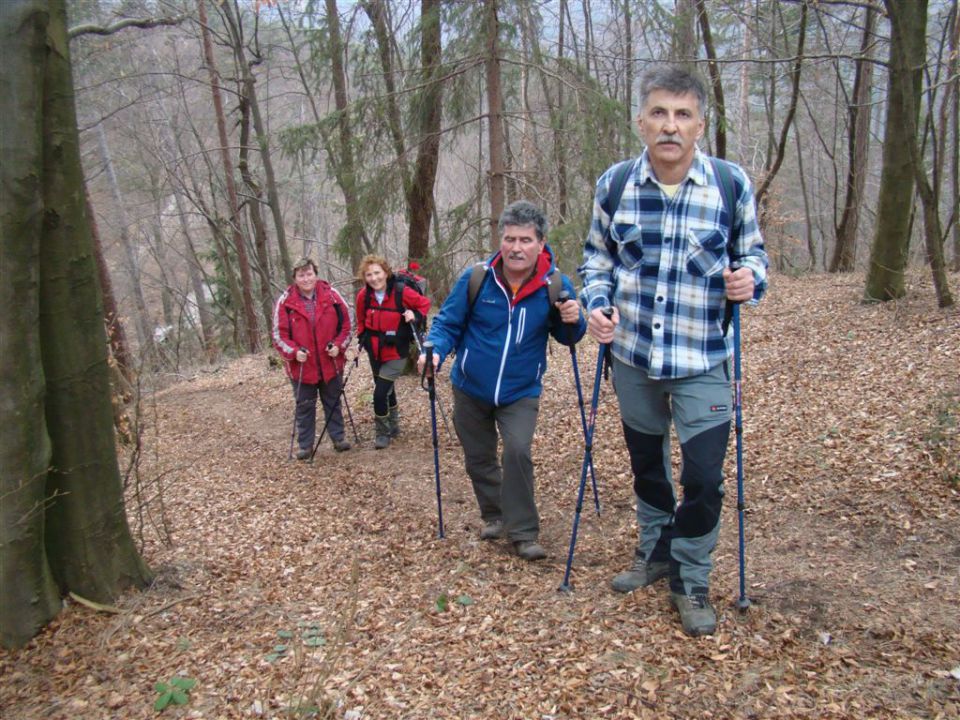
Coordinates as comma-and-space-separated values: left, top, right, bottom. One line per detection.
427, 245, 587, 406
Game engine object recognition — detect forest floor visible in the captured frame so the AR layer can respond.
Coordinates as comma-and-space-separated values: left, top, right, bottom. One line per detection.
2, 272, 960, 720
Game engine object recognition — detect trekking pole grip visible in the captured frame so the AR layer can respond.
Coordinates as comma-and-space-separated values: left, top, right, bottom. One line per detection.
422, 341, 435, 391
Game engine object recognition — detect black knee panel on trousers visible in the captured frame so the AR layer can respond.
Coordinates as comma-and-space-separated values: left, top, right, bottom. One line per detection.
621, 422, 674, 513
675, 421, 729, 537
373, 376, 394, 416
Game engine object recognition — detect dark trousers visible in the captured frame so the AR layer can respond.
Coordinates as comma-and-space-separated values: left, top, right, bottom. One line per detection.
293, 375, 345, 450
452, 387, 541, 542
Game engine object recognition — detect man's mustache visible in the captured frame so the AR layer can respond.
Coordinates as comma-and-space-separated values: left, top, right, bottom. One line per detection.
656, 135, 682, 146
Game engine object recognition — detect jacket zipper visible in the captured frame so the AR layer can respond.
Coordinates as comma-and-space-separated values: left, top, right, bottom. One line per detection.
493, 276, 512, 406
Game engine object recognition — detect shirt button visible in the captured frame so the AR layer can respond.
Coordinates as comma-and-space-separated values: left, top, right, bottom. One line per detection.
654, 323, 661, 330
656, 296, 664, 302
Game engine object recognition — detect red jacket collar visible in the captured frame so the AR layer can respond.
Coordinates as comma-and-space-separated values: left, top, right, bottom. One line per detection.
492, 250, 553, 305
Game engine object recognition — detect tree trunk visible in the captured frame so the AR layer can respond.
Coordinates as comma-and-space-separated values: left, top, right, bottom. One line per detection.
220, 0, 292, 280
0, 0, 62, 648
865, 0, 927, 301
885, 0, 953, 307
755, 3, 807, 212
197, 0, 260, 351
947, 0, 959, 272
323, 0, 372, 271
96, 124, 155, 360
557, 0, 570, 220
1, 0, 151, 647
238, 92, 275, 329
671, 0, 697, 66
360, 0, 411, 187
830, 5, 876, 273
737, 20, 752, 162
172, 185, 216, 359
485, 0, 505, 249
622, 0, 633, 158
86, 189, 134, 383
405, 0, 443, 264
696, 0, 726, 159
39, 0, 152, 602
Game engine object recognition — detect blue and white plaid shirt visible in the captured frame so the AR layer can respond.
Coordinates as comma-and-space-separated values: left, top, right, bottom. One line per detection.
579, 148, 769, 379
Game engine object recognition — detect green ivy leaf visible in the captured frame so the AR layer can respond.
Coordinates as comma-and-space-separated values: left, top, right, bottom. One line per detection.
455, 595, 474, 606
273, 644, 288, 653
154, 690, 173, 711
154, 681, 169, 693
277, 629, 294, 639
171, 689, 190, 705
171, 677, 196, 691
435, 593, 448, 612
304, 636, 326, 647
265, 652, 282, 663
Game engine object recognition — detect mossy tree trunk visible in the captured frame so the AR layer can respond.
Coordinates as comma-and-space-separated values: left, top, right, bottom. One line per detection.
864, 0, 927, 301
0, 0, 151, 649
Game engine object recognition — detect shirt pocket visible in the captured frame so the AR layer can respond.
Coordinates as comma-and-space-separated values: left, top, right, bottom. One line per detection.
610, 223, 644, 270
685, 228, 728, 277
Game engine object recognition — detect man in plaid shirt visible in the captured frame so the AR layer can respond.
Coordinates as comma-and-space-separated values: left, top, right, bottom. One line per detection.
579, 66, 768, 636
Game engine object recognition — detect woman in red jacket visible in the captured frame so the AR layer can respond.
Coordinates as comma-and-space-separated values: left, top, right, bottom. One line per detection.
355, 255, 431, 449
272, 257, 352, 459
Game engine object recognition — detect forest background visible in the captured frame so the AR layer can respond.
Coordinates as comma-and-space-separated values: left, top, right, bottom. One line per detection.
0, 0, 960, 717
0, 0, 959, 716
56, 0, 960, 369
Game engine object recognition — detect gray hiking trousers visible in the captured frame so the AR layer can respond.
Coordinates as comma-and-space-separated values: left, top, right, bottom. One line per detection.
612, 357, 732, 594
452, 387, 541, 542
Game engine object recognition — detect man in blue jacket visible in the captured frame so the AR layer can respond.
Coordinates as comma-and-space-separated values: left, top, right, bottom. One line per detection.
420, 201, 586, 560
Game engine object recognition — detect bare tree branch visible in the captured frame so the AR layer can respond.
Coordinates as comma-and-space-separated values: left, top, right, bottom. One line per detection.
69, 15, 185, 40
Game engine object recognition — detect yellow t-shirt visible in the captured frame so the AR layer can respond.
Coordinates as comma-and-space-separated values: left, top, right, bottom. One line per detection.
659, 182, 681, 199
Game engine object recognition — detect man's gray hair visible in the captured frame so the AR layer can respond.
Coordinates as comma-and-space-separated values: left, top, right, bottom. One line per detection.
498, 200, 548, 240
638, 65, 709, 117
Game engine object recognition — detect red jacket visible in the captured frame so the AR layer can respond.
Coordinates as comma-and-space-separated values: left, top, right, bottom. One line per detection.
272, 282, 351, 384
356, 279, 431, 362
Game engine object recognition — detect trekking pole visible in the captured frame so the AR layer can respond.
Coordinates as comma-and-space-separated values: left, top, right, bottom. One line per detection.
728, 264, 751, 612
339, 353, 360, 443
288, 353, 307, 460
411, 323, 454, 441
420, 341, 445, 538
560, 307, 614, 592
559, 290, 601, 516
309, 347, 358, 462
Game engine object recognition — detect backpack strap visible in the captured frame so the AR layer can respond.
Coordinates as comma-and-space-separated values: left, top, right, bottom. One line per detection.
466, 262, 487, 310
710, 157, 742, 336
710, 157, 738, 246
601, 159, 637, 224
333, 301, 344, 336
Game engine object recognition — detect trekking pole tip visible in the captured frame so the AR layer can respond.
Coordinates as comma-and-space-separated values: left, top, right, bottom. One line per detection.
557, 583, 574, 594
737, 596, 751, 612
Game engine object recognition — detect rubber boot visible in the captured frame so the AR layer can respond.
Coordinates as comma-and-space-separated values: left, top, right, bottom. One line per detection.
374, 414, 391, 450
387, 402, 400, 438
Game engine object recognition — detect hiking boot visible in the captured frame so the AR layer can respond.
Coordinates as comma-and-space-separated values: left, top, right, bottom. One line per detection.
479, 519, 504, 540
611, 550, 670, 593
333, 438, 351, 452
670, 589, 717, 637
513, 540, 546, 561
387, 404, 400, 438
374, 414, 391, 450
295, 447, 312, 461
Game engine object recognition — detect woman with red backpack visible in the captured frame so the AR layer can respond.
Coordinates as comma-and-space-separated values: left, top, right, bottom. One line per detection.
355, 255, 431, 449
